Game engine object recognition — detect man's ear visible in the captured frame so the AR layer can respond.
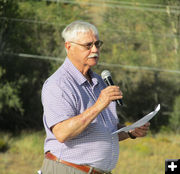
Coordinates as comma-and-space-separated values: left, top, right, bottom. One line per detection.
65, 42, 71, 51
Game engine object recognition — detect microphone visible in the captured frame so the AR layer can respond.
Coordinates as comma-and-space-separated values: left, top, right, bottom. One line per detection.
101, 70, 123, 106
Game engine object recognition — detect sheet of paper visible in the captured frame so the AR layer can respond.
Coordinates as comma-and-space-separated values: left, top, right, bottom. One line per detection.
112, 104, 160, 135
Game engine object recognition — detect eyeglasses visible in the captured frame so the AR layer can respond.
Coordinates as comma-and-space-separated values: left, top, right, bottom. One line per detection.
70, 40, 103, 50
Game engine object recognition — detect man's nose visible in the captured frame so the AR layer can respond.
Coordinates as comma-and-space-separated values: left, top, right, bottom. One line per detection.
91, 44, 99, 52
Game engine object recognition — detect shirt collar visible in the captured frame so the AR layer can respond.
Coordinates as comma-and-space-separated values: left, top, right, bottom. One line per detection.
88, 69, 99, 86
63, 57, 98, 86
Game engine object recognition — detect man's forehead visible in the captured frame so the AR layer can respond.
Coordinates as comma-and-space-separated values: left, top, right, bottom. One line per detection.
75, 31, 98, 41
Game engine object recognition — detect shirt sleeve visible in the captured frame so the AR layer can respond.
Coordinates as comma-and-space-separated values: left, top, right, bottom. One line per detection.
42, 82, 77, 129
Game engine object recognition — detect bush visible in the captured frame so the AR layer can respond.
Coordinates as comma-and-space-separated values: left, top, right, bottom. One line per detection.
0, 138, 8, 152
169, 95, 180, 133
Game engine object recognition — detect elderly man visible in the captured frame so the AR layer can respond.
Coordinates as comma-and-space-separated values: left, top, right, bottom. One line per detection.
40, 21, 150, 174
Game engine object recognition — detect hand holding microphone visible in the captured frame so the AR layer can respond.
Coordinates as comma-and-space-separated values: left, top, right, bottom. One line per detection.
101, 70, 123, 106
95, 70, 123, 111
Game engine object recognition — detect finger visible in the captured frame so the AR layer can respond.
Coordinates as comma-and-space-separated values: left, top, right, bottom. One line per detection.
105, 86, 120, 93
134, 131, 147, 137
133, 131, 145, 137
107, 90, 123, 96
129, 130, 142, 138
142, 124, 150, 131
139, 125, 149, 131
132, 128, 147, 137
139, 122, 150, 129
144, 122, 150, 127
106, 88, 123, 96
109, 95, 123, 101
106, 85, 122, 91
136, 127, 149, 133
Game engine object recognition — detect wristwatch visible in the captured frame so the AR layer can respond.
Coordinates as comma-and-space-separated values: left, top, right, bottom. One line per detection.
128, 131, 136, 139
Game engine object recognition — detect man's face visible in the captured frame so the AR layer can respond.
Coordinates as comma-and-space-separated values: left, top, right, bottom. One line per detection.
66, 31, 101, 72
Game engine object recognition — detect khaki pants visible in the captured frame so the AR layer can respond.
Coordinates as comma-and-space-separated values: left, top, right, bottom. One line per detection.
40, 158, 87, 174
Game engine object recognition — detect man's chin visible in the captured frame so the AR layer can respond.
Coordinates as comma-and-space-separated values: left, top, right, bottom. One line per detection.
88, 58, 98, 66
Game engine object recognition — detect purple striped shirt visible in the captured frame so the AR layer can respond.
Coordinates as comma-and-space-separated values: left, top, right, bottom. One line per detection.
41, 57, 120, 171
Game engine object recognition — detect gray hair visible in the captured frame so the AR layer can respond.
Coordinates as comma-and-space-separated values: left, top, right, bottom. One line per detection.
61, 20, 99, 42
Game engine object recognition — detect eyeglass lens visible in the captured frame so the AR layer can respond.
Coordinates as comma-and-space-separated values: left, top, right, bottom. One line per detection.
87, 40, 103, 49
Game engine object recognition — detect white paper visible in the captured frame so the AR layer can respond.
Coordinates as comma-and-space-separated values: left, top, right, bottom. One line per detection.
112, 104, 160, 135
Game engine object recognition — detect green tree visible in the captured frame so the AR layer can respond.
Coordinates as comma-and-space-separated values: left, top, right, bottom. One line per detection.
98, 0, 180, 131
0, 0, 89, 131
0, 0, 25, 130
169, 95, 180, 133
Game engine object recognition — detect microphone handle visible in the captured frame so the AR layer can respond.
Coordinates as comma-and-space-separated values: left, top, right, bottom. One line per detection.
104, 77, 123, 106
104, 77, 114, 86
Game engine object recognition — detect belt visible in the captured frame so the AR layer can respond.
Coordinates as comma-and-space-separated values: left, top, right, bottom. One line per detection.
45, 152, 111, 174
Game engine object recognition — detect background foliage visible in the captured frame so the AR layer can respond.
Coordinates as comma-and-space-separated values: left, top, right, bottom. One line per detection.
0, 0, 180, 132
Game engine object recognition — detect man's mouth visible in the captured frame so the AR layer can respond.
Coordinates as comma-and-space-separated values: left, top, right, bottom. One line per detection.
88, 54, 99, 59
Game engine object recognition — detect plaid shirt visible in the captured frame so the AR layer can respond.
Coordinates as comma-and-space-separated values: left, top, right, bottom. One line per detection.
42, 57, 120, 171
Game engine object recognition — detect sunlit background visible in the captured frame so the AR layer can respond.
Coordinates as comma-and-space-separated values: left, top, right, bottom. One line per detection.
0, 0, 180, 174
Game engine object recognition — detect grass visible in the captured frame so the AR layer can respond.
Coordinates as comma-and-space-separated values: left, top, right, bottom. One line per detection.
0, 131, 179, 174
0, 131, 44, 174
113, 133, 180, 174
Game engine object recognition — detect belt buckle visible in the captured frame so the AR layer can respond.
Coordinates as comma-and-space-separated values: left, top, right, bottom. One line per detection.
56, 158, 61, 163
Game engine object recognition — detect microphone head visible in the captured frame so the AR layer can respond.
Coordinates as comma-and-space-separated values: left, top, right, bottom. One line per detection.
101, 70, 111, 80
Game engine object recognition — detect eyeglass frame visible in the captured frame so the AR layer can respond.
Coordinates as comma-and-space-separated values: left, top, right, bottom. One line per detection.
69, 40, 103, 50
